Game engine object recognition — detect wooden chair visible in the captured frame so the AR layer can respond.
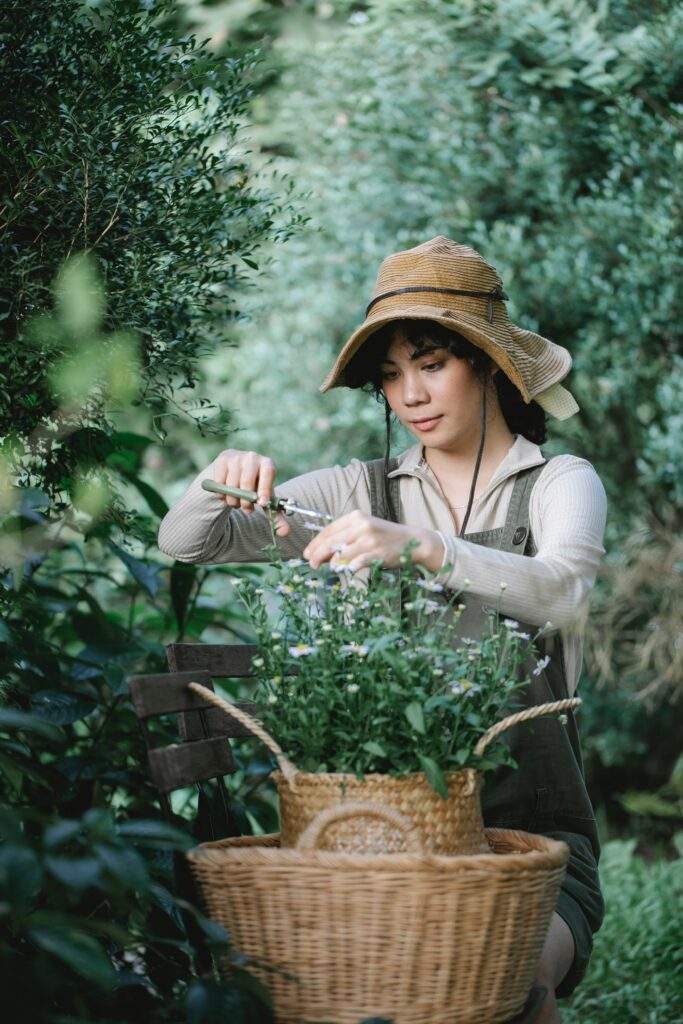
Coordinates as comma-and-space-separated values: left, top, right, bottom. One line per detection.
126, 642, 548, 1024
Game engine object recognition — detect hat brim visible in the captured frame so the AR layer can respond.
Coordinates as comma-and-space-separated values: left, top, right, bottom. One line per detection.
319, 304, 529, 401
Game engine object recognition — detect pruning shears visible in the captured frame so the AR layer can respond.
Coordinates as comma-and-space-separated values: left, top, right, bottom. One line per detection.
201, 479, 334, 529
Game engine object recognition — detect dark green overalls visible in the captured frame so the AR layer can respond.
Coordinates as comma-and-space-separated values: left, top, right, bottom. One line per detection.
366, 454, 605, 999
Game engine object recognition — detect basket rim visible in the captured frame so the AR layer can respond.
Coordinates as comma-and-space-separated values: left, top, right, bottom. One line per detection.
187, 826, 569, 873
271, 768, 479, 783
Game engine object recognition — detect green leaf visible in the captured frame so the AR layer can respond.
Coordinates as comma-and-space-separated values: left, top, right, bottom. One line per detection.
45, 856, 102, 889
170, 562, 197, 632
405, 701, 425, 734
418, 754, 448, 799
117, 819, 192, 849
361, 740, 387, 759
96, 844, 149, 889
29, 927, 117, 988
0, 844, 43, 911
0, 709, 65, 743
44, 820, 82, 849
31, 690, 97, 725
119, 472, 169, 519
109, 541, 163, 598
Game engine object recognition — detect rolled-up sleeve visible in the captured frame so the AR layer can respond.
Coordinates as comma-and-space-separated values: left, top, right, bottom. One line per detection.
157, 455, 370, 564
434, 457, 607, 630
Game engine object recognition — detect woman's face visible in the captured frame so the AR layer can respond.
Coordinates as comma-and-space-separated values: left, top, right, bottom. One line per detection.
380, 327, 491, 447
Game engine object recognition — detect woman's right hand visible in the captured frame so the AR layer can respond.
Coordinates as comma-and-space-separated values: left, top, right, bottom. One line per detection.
212, 449, 290, 536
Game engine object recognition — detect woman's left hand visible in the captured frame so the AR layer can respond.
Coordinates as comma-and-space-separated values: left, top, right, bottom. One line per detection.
302, 509, 444, 573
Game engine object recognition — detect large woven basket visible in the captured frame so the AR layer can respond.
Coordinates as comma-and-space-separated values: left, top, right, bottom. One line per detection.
188, 801, 569, 1024
189, 681, 580, 855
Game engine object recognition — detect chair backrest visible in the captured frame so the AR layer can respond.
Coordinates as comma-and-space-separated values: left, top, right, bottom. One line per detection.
128, 645, 262, 839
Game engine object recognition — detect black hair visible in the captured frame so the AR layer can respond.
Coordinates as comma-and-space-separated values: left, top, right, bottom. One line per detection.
344, 318, 547, 526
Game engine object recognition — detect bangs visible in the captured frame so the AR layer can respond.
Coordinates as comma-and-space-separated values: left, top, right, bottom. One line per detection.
343, 318, 490, 392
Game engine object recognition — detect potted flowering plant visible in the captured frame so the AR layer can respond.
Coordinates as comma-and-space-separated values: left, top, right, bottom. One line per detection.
189, 538, 575, 854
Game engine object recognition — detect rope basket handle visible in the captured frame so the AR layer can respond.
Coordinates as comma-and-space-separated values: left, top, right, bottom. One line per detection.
187, 681, 299, 785
474, 697, 581, 758
296, 800, 423, 853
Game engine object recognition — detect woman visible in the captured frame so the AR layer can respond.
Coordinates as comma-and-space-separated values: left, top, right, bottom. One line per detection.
158, 237, 608, 1022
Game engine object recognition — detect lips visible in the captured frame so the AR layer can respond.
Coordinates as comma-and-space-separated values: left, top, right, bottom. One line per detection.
410, 415, 443, 430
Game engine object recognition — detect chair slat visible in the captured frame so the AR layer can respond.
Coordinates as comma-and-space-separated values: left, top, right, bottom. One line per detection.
148, 737, 235, 793
180, 700, 259, 742
128, 670, 215, 719
166, 643, 259, 677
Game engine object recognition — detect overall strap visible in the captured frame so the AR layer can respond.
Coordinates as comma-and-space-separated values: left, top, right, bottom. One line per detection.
366, 457, 400, 521
498, 457, 556, 554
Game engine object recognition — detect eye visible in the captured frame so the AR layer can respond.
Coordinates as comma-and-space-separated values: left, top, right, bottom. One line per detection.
380, 368, 398, 381
423, 360, 443, 372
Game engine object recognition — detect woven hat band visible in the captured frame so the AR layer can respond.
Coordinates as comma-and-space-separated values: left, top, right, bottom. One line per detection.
366, 285, 509, 324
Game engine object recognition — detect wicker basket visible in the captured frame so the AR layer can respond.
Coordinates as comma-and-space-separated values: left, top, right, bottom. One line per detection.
188, 681, 580, 855
188, 801, 569, 1024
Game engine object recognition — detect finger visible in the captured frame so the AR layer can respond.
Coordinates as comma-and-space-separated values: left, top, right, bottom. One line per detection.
213, 453, 233, 503
308, 534, 357, 570
256, 458, 276, 508
347, 549, 383, 572
303, 513, 358, 563
274, 513, 290, 537
238, 452, 261, 512
224, 456, 243, 508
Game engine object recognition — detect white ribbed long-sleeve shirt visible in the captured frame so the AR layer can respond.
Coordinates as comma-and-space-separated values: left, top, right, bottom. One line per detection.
157, 434, 608, 695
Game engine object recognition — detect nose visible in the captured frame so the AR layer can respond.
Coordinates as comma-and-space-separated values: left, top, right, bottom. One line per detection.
401, 369, 430, 406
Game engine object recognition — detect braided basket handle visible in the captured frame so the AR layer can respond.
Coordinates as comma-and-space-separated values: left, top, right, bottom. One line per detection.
187, 681, 299, 785
296, 800, 423, 853
474, 697, 581, 758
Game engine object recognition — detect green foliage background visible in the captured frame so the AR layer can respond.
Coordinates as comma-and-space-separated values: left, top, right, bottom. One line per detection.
0, 0, 681, 1021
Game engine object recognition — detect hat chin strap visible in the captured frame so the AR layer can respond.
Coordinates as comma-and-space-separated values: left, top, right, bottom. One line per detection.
458, 385, 487, 538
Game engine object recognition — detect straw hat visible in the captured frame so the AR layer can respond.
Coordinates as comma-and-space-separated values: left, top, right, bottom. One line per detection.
319, 236, 579, 420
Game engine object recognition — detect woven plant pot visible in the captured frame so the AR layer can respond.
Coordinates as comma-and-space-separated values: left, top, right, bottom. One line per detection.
188, 801, 569, 1024
188, 682, 579, 855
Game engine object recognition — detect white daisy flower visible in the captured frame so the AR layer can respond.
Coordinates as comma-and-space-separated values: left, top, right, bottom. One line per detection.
340, 643, 369, 657
423, 600, 442, 614
499, 581, 508, 590
288, 644, 316, 658
270, 631, 282, 640
321, 623, 333, 633
285, 558, 306, 567
276, 583, 294, 595
416, 579, 444, 593
532, 655, 551, 676
503, 618, 520, 629
513, 631, 531, 640
267, 694, 278, 704
346, 683, 360, 694
252, 657, 264, 668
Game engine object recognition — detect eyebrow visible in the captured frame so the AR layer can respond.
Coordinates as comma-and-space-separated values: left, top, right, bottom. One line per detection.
380, 345, 445, 366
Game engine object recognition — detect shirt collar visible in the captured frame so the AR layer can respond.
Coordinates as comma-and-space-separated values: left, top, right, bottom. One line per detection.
387, 433, 546, 494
